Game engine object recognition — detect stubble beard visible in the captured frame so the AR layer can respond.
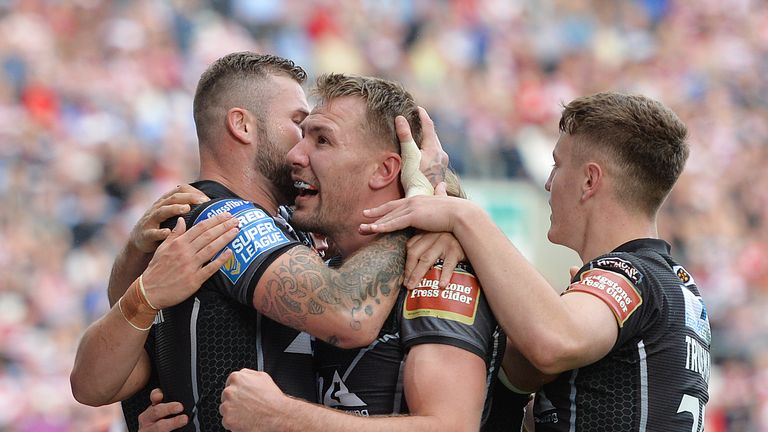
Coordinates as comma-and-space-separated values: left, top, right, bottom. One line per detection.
256, 126, 296, 206
291, 187, 361, 241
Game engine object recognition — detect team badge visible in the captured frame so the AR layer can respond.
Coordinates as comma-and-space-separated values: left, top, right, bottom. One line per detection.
194, 199, 292, 284
674, 265, 696, 286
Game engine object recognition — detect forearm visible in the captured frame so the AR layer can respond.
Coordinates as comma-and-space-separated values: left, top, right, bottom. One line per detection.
330, 231, 408, 345
256, 232, 408, 349
266, 398, 447, 432
72, 281, 154, 405
108, 242, 153, 306
451, 205, 583, 369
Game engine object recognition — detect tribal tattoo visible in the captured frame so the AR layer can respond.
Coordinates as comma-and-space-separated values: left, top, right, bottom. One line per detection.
258, 231, 408, 345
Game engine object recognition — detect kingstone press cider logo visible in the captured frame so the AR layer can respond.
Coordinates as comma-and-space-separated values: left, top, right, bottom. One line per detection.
404, 265, 481, 325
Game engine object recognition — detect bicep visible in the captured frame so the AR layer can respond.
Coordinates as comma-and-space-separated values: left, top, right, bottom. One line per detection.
561, 291, 619, 367
403, 344, 487, 431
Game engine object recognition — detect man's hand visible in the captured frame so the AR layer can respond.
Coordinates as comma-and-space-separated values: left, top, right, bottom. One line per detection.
361, 183, 481, 237
414, 107, 449, 187
131, 185, 210, 254
140, 212, 239, 309
398, 115, 434, 197
404, 232, 466, 289
220, 369, 288, 432
138, 388, 188, 432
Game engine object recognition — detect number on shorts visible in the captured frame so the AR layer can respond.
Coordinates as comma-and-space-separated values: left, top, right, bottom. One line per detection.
677, 394, 705, 432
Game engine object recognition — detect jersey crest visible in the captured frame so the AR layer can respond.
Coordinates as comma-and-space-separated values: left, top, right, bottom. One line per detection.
194, 199, 293, 284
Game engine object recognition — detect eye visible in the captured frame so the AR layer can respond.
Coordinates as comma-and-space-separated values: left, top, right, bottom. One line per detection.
317, 136, 329, 145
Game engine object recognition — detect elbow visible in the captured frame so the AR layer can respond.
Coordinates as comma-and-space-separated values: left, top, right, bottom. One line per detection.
334, 326, 378, 349
70, 371, 111, 407
524, 337, 583, 375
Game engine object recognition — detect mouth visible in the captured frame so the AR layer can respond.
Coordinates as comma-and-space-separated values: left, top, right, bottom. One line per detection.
294, 180, 319, 198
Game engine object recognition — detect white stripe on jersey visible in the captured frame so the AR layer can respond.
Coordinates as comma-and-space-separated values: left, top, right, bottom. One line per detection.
190, 297, 202, 432
569, 370, 578, 432
638, 340, 649, 432
256, 314, 264, 370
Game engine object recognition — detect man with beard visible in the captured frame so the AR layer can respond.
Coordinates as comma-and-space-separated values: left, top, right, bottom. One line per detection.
218, 74, 505, 432
361, 92, 711, 431
70, 53, 426, 432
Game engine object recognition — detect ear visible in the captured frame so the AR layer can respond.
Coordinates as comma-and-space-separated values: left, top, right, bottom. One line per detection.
226, 108, 256, 145
581, 161, 603, 201
369, 152, 402, 190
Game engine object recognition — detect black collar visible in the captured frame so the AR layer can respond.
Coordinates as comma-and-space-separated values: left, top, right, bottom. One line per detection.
613, 238, 671, 255
190, 180, 241, 200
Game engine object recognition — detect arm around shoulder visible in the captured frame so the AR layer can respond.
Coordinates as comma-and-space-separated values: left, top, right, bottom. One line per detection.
253, 231, 409, 349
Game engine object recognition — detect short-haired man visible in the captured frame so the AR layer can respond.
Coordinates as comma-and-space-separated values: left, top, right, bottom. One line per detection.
70, 53, 415, 432
362, 92, 711, 431
218, 74, 505, 432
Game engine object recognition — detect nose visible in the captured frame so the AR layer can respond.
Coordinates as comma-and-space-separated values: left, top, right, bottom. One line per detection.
545, 171, 553, 192
287, 138, 309, 167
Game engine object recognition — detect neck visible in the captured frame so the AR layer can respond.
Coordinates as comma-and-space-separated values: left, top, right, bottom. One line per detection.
577, 205, 658, 263
332, 188, 402, 259
199, 162, 281, 216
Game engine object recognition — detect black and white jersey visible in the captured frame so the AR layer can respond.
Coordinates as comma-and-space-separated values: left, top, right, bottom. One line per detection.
314, 262, 505, 425
534, 238, 711, 432
147, 181, 316, 432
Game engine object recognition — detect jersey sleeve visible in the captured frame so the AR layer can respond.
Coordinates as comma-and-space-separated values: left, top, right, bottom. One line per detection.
190, 198, 300, 306
564, 254, 657, 346
400, 263, 498, 360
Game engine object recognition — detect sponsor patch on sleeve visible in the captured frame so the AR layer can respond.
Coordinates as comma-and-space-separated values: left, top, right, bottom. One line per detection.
194, 199, 292, 283
565, 268, 642, 327
404, 266, 481, 325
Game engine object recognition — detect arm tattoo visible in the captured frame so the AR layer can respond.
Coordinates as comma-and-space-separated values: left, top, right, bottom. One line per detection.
259, 232, 408, 345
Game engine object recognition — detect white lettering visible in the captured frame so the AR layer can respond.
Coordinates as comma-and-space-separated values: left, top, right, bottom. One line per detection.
417, 278, 439, 289
410, 288, 440, 298
205, 200, 250, 219
685, 335, 711, 383
440, 289, 472, 304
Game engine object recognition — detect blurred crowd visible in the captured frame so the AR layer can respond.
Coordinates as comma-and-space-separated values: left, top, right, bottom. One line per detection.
0, 0, 766, 430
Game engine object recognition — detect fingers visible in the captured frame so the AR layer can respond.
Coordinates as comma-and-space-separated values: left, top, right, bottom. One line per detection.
150, 203, 193, 225
150, 388, 164, 405
361, 198, 405, 220
417, 107, 435, 139
138, 400, 188, 432
435, 182, 448, 197
395, 115, 414, 143
155, 184, 208, 205
416, 107, 449, 183
569, 265, 581, 280
404, 234, 439, 289
169, 217, 187, 238
439, 255, 460, 289
359, 213, 411, 235
187, 214, 240, 256
141, 415, 188, 432
403, 232, 465, 289
198, 247, 234, 283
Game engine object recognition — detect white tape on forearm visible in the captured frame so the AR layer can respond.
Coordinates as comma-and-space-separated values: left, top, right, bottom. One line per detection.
400, 138, 434, 197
